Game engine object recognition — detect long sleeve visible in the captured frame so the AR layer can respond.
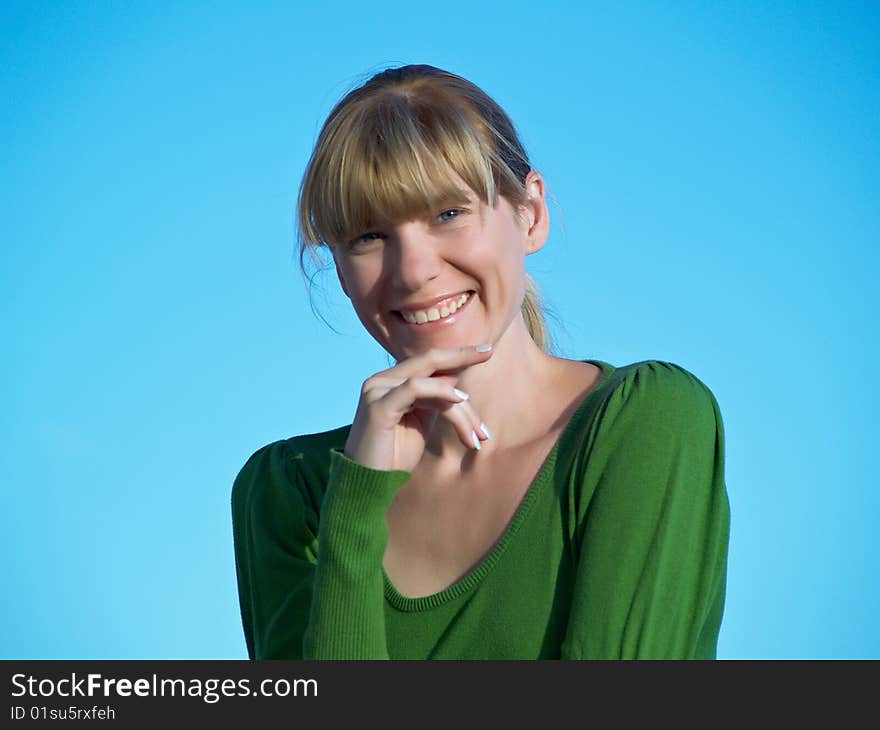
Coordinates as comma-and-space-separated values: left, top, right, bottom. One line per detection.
560, 361, 731, 659
231, 439, 411, 659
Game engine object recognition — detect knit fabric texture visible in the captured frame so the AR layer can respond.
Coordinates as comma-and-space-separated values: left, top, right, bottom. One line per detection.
231, 359, 731, 659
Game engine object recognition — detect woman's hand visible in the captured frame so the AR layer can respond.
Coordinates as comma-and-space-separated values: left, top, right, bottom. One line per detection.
343, 345, 494, 472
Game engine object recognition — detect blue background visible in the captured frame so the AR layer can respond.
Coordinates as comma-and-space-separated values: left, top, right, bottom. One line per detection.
2, 1, 877, 659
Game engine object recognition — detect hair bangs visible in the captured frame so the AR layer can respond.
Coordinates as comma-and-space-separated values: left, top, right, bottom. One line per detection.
307, 93, 503, 248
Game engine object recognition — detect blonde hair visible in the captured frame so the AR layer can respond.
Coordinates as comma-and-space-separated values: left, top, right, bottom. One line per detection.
297, 64, 552, 352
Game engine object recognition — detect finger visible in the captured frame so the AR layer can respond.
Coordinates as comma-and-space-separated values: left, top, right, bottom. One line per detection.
378, 344, 494, 380
377, 376, 468, 422
434, 400, 486, 451
381, 379, 481, 451
360, 373, 444, 405
400, 380, 491, 450
360, 373, 440, 403
366, 372, 460, 401
451, 398, 492, 443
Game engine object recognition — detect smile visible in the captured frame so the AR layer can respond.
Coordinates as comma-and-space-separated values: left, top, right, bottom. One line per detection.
396, 291, 474, 326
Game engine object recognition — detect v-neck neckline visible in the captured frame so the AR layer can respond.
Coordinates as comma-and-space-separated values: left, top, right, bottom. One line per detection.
382, 358, 617, 612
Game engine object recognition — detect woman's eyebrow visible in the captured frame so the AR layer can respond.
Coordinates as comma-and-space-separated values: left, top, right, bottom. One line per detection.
436, 188, 475, 206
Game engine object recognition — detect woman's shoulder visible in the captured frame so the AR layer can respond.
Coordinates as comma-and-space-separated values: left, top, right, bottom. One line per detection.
231, 424, 351, 516
553, 357, 723, 471
565, 358, 728, 532
240, 424, 351, 468
589, 357, 724, 450
605, 359, 720, 403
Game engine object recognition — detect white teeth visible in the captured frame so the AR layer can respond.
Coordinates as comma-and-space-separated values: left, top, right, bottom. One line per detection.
400, 292, 471, 325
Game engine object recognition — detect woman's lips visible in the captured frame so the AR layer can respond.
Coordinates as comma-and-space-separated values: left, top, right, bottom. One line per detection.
395, 291, 475, 330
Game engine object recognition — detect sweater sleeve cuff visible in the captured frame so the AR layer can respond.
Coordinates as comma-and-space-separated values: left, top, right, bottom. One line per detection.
323, 448, 413, 522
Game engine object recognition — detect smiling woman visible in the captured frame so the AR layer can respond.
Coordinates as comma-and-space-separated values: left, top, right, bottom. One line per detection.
230, 64, 731, 660
330, 165, 542, 361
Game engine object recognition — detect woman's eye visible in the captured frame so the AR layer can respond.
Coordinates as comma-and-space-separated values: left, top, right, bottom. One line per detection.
438, 208, 463, 222
351, 232, 383, 246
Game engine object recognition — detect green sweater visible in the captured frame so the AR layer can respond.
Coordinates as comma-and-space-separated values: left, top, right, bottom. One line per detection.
231, 359, 730, 659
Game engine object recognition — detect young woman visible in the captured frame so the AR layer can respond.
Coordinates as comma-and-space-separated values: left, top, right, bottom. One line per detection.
231, 64, 731, 659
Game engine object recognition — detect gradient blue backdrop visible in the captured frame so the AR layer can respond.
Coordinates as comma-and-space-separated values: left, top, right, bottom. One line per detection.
2, 1, 877, 659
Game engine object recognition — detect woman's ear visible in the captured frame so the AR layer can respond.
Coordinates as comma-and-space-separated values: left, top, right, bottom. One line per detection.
521, 171, 550, 255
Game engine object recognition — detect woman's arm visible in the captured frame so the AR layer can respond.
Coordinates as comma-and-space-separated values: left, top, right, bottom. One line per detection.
231, 440, 410, 659
232, 345, 494, 659
561, 361, 731, 659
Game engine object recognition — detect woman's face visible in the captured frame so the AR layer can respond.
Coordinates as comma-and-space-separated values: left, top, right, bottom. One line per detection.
332, 170, 547, 361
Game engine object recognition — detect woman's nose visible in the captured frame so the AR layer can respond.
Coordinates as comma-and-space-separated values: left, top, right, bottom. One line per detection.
389, 226, 441, 291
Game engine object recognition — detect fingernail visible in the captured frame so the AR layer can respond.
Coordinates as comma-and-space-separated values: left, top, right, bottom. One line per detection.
479, 422, 493, 440
453, 388, 469, 401
475, 343, 492, 352
470, 430, 481, 450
